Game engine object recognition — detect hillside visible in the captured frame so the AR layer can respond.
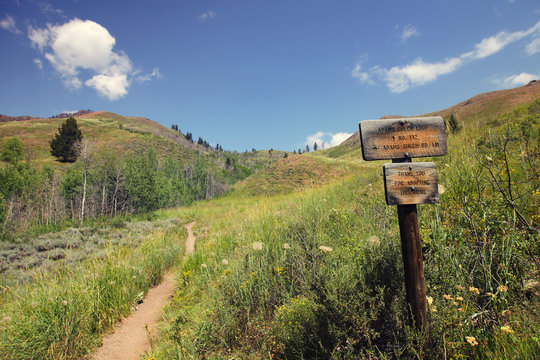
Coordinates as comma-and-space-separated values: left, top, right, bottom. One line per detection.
315, 81, 540, 161
1, 86, 538, 359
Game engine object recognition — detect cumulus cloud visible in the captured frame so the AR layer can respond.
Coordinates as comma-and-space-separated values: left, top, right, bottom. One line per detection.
353, 20, 540, 93
399, 24, 420, 43
493, 72, 539, 88
0, 14, 21, 34
305, 131, 353, 149
199, 11, 216, 21
28, 18, 148, 100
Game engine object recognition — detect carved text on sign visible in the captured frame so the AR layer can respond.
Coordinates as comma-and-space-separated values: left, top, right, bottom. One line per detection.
383, 162, 439, 205
359, 117, 447, 161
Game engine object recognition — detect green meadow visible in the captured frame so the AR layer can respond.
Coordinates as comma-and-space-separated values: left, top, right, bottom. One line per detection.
0, 95, 538, 359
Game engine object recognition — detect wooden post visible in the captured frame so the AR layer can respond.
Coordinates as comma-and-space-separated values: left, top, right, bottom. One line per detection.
393, 158, 429, 334
359, 117, 446, 338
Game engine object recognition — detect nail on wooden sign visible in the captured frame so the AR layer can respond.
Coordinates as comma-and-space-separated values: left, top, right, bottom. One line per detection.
383, 162, 439, 205
359, 116, 447, 161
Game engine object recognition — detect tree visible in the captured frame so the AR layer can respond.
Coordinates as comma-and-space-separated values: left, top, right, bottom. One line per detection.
50, 117, 82, 162
305, 144, 310, 153
313, 142, 318, 151
448, 114, 461, 134
0, 137, 25, 165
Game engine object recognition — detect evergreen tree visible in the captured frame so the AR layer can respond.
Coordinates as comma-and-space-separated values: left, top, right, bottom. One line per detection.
313, 142, 318, 151
305, 144, 310, 153
197, 137, 204, 145
50, 117, 82, 162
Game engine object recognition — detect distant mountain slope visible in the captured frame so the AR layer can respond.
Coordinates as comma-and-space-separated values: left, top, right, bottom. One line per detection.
323, 81, 540, 160
427, 80, 540, 127
231, 82, 540, 196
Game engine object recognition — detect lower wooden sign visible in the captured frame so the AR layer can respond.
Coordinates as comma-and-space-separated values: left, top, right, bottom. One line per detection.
383, 162, 439, 205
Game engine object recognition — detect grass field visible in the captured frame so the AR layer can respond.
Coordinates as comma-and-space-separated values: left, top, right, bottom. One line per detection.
0, 89, 538, 359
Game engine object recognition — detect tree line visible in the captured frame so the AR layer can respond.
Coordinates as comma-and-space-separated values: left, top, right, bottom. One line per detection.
0, 118, 243, 239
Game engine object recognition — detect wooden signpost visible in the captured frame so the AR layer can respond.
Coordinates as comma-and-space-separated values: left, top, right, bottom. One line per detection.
359, 116, 447, 335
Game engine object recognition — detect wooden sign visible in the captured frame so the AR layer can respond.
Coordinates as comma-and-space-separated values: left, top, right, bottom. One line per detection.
359, 117, 447, 161
383, 162, 439, 205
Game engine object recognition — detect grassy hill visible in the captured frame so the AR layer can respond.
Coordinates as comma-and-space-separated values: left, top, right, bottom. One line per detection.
0, 85, 538, 359
317, 81, 540, 161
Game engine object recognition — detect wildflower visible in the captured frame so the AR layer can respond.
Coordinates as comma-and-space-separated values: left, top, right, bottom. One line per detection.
2, 316, 11, 322
319, 246, 333, 253
443, 294, 453, 300
457, 308, 464, 312
456, 296, 463, 301
438, 184, 445, 194
224, 269, 231, 275
500, 325, 514, 334
497, 285, 508, 293
465, 336, 478, 346
367, 236, 380, 246
201, 263, 207, 269
486, 156, 493, 161
487, 292, 496, 299
453, 301, 459, 306
252, 242, 263, 251
132, 275, 137, 279
61, 300, 68, 306
456, 285, 465, 291
426, 296, 433, 306
283, 243, 291, 249
222, 259, 229, 265
469, 287, 480, 295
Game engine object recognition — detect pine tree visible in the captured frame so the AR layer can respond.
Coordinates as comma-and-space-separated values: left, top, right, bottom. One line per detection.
50, 117, 82, 163
313, 142, 318, 151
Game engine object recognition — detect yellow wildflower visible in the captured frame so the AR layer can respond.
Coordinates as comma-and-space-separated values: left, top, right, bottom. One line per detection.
469, 287, 480, 295
500, 325, 514, 334
466, 336, 478, 346
319, 245, 333, 253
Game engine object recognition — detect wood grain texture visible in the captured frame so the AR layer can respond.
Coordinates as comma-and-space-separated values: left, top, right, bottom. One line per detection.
359, 117, 447, 161
383, 162, 439, 205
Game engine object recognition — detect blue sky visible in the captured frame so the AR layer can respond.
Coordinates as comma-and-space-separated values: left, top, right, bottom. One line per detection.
1, 0, 539, 152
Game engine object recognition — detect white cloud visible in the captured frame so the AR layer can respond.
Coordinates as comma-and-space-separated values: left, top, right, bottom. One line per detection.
378, 57, 463, 93
351, 63, 373, 85
85, 74, 129, 100
399, 24, 420, 43
526, 37, 540, 55
353, 20, 540, 93
0, 14, 21, 34
34, 58, 43, 70
493, 72, 539, 88
305, 131, 353, 149
137, 67, 163, 82
199, 11, 216, 21
28, 18, 139, 100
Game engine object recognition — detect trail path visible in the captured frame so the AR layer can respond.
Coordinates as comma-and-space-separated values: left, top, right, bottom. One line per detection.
92, 222, 196, 360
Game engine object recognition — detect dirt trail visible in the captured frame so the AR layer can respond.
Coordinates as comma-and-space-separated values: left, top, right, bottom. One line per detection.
91, 222, 196, 360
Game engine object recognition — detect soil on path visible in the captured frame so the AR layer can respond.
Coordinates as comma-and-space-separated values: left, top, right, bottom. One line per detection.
91, 222, 196, 360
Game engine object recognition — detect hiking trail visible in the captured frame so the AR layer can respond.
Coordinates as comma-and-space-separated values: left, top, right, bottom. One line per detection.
91, 222, 196, 360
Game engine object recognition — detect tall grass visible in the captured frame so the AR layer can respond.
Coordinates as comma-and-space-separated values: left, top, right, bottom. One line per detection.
146, 101, 539, 359
0, 223, 186, 359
